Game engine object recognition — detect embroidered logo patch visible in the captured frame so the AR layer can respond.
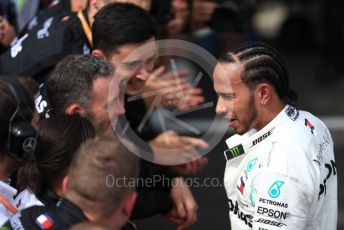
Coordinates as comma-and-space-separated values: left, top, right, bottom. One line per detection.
224, 144, 245, 160
35, 214, 54, 229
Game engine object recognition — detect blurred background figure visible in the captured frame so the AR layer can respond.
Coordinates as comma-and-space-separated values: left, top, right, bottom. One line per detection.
0, 0, 89, 55
0, 8, 16, 54
0, 76, 36, 225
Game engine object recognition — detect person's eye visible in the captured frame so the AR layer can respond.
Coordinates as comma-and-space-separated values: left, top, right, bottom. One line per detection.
222, 94, 234, 100
122, 61, 140, 69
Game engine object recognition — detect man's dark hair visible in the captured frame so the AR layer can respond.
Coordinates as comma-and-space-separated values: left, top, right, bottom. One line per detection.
219, 41, 298, 105
46, 54, 113, 115
92, 2, 158, 57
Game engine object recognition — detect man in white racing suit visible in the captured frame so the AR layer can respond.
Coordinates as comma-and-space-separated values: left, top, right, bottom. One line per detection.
213, 41, 337, 230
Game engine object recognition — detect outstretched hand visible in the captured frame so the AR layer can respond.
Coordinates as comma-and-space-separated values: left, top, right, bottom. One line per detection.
149, 130, 208, 165
143, 66, 204, 111
164, 177, 198, 230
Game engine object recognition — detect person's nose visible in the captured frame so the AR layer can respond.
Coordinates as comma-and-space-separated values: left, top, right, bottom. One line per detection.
215, 97, 228, 116
136, 68, 150, 81
115, 99, 125, 116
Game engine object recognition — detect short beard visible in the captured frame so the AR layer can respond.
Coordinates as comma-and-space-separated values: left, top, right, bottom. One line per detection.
85, 109, 111, 135
237, 92, 257, 135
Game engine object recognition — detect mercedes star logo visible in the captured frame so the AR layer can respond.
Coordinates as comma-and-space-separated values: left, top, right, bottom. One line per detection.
22, 137, 36, 153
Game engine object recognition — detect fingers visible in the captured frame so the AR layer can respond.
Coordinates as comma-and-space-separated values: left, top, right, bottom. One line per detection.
151, 132, 208, 165
180, 145, 200, 161
145, 66, 206, 110
169, 178, 198, 229
178, 196, 198, 229
163, 81, 193, 95
180, 136, 209, 149
151, 142, 200, 165
150, 130, 178, 146
177, 202, 186, 218
167, 215, 185, 226
161, 70, 191, 81
150, 66, 190, 82
164, 208, 186, 226
187, 157, 209, 174
178, 96, 204, 110
149, 65, 165, 80
177, 88, 205, 110
162, 85, 194, 107
163, 86, 205, 109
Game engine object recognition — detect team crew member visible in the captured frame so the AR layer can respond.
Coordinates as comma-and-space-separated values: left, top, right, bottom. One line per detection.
3, 135, 139, 230
213, 42, 337, 229
0, 15, 16, 54
42, 52, 196, 227
15, 114, 96, 210
91, 4, 204, 228
0, 1, 92, 81
0, 76, 36, 225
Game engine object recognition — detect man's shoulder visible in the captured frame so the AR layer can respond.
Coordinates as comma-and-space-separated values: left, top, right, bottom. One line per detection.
268, 108, 334, 173
275, 108, 330, 146
3, 205, 64, 230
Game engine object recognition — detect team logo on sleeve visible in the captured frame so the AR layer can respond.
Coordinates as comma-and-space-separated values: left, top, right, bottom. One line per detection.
224, 144, 245, 160
268, 181, 284, 198
304, 119, 315, 134
35, 214, 54, 229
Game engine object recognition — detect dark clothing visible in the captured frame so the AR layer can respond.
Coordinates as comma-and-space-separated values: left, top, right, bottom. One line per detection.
0, 44, 6, 55
124, 94, 160, 142
36, 189, 61, 208
1, 4, 178, 218
123, 96, 181, 219
132, 160, 177, 218
3, 198, 87, 229
0, 10, 90, 82
3, 198, 135, 230
132, 189, 173, 219
19, 0, 71, 36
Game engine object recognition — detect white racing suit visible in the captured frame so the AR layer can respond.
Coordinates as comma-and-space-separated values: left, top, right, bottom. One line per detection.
223, 105, 337, 230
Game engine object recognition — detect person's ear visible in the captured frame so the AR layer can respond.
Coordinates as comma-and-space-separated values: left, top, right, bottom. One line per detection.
122, 191, 137, 217
92, 49, 105, 58
65, 103, 87, 117
255, 83, 271, 106
62, 176, 69, 195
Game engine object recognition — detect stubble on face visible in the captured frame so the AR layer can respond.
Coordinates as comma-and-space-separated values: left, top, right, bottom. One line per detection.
86, 108, 114, 136
235, 91, 257, 135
